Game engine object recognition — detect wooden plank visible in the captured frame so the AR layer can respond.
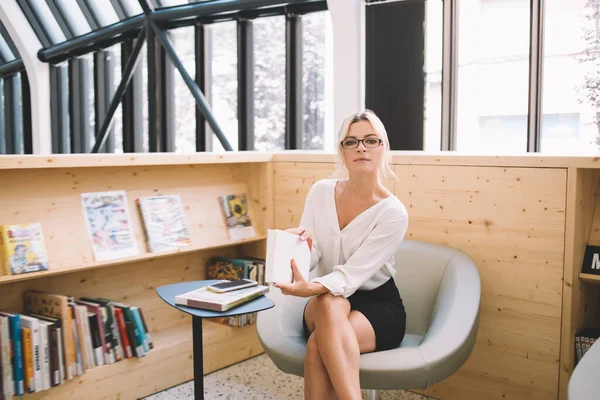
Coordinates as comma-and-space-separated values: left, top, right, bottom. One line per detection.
272, 152, 600, 169
0, 152, 271, 170
559, 168, 600, 400
579, 273, 600, 284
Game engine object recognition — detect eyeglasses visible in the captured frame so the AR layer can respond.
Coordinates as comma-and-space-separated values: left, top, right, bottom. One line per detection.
340, 137, 383, 149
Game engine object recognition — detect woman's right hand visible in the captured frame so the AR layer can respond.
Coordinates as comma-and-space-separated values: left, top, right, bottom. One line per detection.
284, 227, 312, 242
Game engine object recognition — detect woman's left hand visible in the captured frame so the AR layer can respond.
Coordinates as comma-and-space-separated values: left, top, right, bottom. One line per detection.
274, 259, 325, 298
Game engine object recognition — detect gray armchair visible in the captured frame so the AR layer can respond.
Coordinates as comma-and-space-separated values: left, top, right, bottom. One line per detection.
257, 240, 481, 399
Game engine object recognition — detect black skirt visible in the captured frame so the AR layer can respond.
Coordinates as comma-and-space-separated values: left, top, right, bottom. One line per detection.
303, 277, 407, 352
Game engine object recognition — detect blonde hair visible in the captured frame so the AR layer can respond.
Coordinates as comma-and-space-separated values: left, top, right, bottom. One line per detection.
332, 109, 397, 180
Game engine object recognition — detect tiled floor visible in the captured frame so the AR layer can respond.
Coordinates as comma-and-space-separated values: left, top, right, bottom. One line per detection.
142, 354, 434, 400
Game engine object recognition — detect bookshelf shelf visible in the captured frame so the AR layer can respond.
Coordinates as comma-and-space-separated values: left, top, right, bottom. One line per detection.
579, 273, 600, 284
0, 235, 267, 285
24, 321, 263, 400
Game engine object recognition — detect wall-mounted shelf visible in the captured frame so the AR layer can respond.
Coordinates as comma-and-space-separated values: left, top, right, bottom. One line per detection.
0, 235, 266, 285
580, 273, 600, 284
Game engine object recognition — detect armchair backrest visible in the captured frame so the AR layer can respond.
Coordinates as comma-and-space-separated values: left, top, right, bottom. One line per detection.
393, 240, 463, 336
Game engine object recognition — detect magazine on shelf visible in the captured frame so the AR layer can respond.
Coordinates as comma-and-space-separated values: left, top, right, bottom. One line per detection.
0, 223, 49, 276
80, 190, 138, 261
174, 283, 269, 312
137, 195, 192, 252
218, 193, 256, 241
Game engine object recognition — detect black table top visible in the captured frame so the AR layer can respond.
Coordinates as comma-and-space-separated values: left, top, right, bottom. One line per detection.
156, 279, 274, 318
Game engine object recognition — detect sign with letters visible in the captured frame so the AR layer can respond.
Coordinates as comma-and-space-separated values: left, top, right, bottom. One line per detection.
582, 245, 600, 275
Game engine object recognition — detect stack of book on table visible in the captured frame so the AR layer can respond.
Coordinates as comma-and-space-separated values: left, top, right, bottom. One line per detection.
174, 281, 269, 312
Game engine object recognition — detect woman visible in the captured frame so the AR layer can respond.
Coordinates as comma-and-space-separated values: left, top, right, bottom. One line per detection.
274, 110, 409, 400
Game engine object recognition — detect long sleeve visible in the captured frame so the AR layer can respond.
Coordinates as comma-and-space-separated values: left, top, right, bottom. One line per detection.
311, 209, 408, 298
299, 185, 321, 271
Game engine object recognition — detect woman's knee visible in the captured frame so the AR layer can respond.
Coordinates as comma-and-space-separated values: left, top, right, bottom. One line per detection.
313, 293, 350, 317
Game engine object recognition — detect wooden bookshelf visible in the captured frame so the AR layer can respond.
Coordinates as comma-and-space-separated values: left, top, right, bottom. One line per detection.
0, 156, 274, 399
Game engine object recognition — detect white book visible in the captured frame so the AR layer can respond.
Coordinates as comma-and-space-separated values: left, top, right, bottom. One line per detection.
19, 315, 42, 392
56, 327, 64, 384
35, 320, 51, 391
265, 229, 312, 284
0, 316, 14, 399
175, 285, 269, 312
77, 306, 94, 369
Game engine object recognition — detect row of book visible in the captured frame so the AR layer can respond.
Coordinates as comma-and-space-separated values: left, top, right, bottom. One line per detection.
0, 192, 257, 277
0, 290, 152, 398
575, 328, 600, 365
207, 256, 266, 328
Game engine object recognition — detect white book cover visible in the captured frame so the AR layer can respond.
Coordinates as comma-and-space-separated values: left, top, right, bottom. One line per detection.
265, 229, 312, 284
35, 321, 51, 391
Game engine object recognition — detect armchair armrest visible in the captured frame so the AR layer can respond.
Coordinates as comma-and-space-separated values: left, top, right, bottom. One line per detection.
418, 251, 481, 385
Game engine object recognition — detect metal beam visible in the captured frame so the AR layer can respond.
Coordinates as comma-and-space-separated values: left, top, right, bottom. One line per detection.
159, 1, 328, 30
441, 0, 457, 151
527, 0, 544, 152
50, 65, 70, 153
69, 57, 92, 153
94, 51, 116, 153
237, 18, 254, 151
150, 0, 321, 21
38, 15, 145, 63
21, 70, 32, 154
92, 29, 146, 153
0, 79, 4, 154
0, 59, 25, 77
148, 19, 233, 151
121, 39, 144, 153
195, 23, 207, 152
285, 13, 303, 149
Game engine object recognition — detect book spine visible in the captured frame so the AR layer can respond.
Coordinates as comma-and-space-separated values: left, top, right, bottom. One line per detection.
121, 307, 144, 357
107, 305, 123, 362
0, 227, 9, 276
48, 325, 59, 387
21, 328, 34, 393
9, 315, 24, 396
87, 315, 103, 367
0, 317, 14, 399
130, 308, 150, 353
137, 308, 153, 350
39, 323, 50, 391
55, 327, 64, 384
114, 308, 132, 359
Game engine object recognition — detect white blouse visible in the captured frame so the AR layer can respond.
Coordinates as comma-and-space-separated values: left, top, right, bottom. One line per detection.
300, 179, 409, 298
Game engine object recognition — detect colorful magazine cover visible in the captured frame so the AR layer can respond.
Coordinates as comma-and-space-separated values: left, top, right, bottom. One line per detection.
218, 194, 256, 241
137, 195, 192, 252
0, 223, 49, 275
81, 190, 138, 261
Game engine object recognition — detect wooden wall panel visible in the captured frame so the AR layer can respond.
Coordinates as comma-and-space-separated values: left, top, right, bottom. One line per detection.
273, 161, 568, 400
396, 165, 566, 400
272, 162, 395, 229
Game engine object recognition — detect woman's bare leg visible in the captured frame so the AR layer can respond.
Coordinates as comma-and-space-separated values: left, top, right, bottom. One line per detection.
304, 332, 338, 400
303, 294, 360, 400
